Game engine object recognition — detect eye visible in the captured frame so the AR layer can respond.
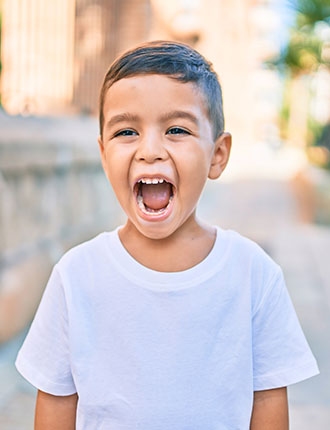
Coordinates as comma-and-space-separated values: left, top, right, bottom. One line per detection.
167, 127, 190, 135
114, 129, 138, 137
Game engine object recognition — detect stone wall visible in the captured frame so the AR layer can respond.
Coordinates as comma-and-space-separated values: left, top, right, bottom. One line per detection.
0, 111, 124, 343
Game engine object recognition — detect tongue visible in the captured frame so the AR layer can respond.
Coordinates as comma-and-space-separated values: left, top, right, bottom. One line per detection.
141, 183, 172, 210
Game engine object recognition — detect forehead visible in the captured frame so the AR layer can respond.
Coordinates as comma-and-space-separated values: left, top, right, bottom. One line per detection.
102, 74, 209, 120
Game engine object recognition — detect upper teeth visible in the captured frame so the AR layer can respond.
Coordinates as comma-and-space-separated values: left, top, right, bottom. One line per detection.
138, 178, 165, 184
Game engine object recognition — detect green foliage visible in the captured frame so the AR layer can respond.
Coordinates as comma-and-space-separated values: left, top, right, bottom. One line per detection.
268, 0, 330, 165
287, 0, 330, 29
285, 29, 324, 73
270, 28, 324, 75
306, 119, 330, 169
271, 0, 330, 75
278, 78, 291, 140
308, 116, 325, 145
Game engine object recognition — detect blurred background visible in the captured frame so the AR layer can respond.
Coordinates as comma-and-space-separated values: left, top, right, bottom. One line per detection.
0, 0, 329, 428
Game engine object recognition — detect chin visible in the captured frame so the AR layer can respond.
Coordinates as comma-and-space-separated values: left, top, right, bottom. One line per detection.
135, 221, 178, 241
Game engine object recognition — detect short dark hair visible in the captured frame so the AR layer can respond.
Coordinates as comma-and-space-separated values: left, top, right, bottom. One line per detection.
99, 40, 224, 139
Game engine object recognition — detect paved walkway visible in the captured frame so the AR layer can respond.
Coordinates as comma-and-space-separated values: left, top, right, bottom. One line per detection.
0, 328, 35, 429
1, 174, 329, 429
200, 178, 330, 429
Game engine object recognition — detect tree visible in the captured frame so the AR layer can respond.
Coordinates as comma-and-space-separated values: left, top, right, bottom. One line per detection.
270, 0, 330, 167
279, 0, 330, 76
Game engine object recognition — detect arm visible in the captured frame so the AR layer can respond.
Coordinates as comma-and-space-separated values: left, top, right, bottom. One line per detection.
250, 387, 289, 430
35, 390, 78, 430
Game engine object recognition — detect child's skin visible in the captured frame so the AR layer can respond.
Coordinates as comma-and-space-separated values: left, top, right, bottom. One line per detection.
35, 74, 289, 429
99, 74, 230, 272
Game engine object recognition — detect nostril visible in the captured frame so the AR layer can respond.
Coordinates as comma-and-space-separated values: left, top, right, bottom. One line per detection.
135, 141, 167, 162
137, 155, 164, 162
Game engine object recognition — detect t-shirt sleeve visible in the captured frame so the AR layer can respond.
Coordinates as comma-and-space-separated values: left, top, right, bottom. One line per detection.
15, 264, 76, 395
252, 266, 319, 391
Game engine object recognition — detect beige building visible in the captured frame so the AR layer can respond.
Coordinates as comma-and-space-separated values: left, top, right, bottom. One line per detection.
1, 0, 281, 147
0, 0, 151, 115
150, 0, 282, 177
0, 0, 285, 344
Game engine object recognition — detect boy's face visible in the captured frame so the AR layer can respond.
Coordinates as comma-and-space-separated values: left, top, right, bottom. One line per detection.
98, 74, 231, 240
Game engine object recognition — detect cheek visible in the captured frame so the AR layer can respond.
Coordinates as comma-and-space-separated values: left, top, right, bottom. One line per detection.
104, 148, 129, 180
179, 166, 209, 204
103, 162, 124, 195
179, 148, 211, 187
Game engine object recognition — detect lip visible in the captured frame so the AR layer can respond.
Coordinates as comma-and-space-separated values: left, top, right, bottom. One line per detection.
132, 174, 176, 222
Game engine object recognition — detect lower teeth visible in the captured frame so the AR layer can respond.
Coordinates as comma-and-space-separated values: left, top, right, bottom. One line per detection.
137, 195, 173, 215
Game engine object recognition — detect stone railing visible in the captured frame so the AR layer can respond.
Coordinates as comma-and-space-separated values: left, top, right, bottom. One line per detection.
0, 111, 124, 343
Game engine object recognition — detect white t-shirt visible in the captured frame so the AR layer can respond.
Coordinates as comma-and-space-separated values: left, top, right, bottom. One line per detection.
16, 226, 319, 429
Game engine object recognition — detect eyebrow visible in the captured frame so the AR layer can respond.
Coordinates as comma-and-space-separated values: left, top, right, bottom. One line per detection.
105, 113, 140, 130
160, 110, 199, 126
105, 110, 199, 130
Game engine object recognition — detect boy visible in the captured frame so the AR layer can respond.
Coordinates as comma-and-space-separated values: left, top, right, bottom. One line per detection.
16, 41, 319, 429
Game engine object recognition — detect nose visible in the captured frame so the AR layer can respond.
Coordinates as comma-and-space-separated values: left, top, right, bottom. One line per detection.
135, 131, 168, 163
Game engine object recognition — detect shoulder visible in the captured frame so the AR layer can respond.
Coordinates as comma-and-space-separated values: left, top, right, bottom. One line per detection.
217, 227, 283, 304
59, 232, 105, 262
56, 230, 115, 274
220, 227, 278, 270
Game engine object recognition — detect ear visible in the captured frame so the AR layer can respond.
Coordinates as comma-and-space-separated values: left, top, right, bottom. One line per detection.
208, 132, 232, 180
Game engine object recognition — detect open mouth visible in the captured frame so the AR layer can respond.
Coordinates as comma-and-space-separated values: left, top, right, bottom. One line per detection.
134, 177, 175, 216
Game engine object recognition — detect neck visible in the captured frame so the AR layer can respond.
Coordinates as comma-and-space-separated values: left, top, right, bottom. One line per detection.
118, 215, 216, 272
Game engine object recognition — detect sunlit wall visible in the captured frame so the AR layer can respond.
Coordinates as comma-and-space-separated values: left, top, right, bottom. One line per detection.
1, 0, 282, 152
